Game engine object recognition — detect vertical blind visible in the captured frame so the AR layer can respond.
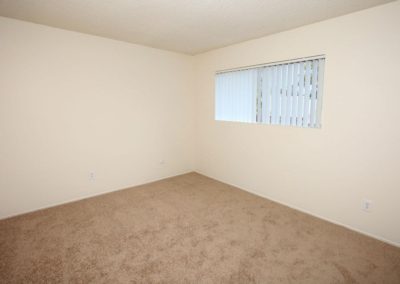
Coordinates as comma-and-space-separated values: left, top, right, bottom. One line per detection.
215, 68, 258, 123
215, 56, 325, 128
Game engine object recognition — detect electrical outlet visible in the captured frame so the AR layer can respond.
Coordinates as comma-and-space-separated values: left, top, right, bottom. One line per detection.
89, 172, 95, 181
362, 199, 372, 213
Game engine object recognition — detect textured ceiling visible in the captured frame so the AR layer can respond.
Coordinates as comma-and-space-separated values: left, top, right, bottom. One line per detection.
0, 0, 394, 54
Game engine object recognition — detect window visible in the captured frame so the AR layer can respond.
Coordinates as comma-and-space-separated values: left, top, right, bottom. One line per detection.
215, 56, 325, 128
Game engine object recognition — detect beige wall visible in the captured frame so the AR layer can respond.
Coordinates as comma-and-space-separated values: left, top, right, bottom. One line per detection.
0, 17, 195, 218
194, 1, 400, 246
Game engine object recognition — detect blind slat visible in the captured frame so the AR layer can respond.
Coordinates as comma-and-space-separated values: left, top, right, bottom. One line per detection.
270, 66, 277, 124
297, 62, 305, 127
316, 59, 325, 128
292, 63, 300, 126
285, 63, 294, 125
266, 67, 273, 124
281, 64, 288, 125
309, 60, 319, 127
303, 61, 312, 127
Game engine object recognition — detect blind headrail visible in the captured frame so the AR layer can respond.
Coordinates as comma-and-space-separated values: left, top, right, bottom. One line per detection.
216, 54, 325, 74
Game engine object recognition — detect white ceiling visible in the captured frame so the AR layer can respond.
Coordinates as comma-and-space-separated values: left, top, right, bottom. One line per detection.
0, 0, 394, 54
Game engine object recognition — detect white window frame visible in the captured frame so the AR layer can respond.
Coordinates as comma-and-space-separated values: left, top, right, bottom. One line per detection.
215, 55, 325, 128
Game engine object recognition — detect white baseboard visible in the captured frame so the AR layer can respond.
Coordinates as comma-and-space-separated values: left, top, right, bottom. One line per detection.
3, 169, 398, 248
194, 170, 400, 248
0, 170, 194, 221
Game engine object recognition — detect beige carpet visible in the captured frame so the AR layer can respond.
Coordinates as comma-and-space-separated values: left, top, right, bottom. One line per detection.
0, 173, 399, 283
